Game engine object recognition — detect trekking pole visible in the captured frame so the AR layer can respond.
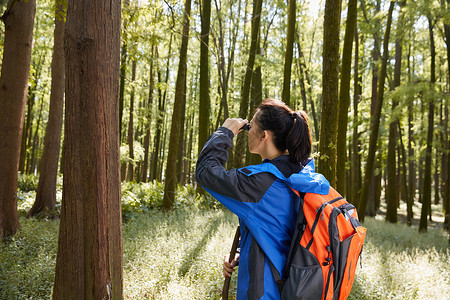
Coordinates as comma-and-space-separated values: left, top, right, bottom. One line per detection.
222, 226, 240, 300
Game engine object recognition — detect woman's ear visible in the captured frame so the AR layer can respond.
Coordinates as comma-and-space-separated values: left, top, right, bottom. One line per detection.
261, 130, 267, 140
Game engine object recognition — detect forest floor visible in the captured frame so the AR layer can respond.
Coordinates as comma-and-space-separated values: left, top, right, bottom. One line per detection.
0, 186, 449, 299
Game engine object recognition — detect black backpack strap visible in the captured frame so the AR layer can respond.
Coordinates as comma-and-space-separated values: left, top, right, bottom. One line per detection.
284, 190, 306, 271
270, 189, 306, 296
268, 258, 285, 295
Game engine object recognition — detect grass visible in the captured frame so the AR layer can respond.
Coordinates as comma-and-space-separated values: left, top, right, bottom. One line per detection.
0, 182, 449, 299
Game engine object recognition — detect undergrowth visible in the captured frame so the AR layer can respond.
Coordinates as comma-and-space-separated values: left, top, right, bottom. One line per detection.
1, 176, 449, 299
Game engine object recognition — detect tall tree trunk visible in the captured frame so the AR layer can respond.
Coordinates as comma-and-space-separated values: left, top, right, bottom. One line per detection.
358, 1, 395, 221
350, 29, 362, 205
162, 0, 192, 210
150, 42, 170, 182
336, 0, 357, 194
141, 48, 154, 183
318, 0, 342, 185
127, 59, 137, 181
419, 16, 436, 232
0, 0, 36, 239
19, 55, 43, 173
406, 39, 416, 213
186, 114, 195, 184
282, 0, 296, 106
398, 123, 412, 225
119, 0, 130, 143
296, 37, 319, 142
52, 0, 122, 298
28, 97, 44, 174
246, 35, 263, 166
233, 0, 262, 168
197, 0, 211, 194
177, 81, 187, 184
198, 0, 211, 154
443, 0, 450, 232
386, 0, 406, 223
28, 0, 66, 217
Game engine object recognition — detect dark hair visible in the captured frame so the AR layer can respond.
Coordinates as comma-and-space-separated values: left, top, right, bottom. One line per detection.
254, 98, 312, 165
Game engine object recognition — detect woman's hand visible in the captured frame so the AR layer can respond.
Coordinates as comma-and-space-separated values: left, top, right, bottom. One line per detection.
222, 118, 248, 136
223, 253, 240, 278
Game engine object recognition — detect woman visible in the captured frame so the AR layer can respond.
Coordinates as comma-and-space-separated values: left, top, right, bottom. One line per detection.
196, 99, 329, 299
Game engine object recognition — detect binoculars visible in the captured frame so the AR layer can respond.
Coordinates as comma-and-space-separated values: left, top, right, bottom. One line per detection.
240, 123, 251, 131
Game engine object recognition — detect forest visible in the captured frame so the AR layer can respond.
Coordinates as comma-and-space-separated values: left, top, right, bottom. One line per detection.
0, 0, 449, 299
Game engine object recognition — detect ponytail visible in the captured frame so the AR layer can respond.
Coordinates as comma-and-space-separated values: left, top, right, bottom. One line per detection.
255, 99, 312, 165
286, 111, 312, 166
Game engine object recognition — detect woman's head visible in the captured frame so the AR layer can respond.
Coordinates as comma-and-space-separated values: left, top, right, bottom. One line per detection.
249, 99, 312, 165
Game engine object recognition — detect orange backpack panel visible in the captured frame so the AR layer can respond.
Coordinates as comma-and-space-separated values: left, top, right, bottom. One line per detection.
277, 187, 366, 300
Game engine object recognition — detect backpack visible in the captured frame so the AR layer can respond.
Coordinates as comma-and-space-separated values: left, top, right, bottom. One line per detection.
269, 187, 366, 300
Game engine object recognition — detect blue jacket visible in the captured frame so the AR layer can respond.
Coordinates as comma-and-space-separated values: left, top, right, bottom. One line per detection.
196, 127, 330, 300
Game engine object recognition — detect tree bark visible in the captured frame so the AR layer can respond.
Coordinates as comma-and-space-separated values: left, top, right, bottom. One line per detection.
119, 0, 130, 143
296, 36, 319, 142
162, 0, 192, 210
419, 16, 436, 232
443, 0, 450, 232
282, 0, 296, 106
233, 0, 262, 168
350, 29, 362, 205
141, 47, 154, 183
19, 55, 43, 174
318, 0, 342, 185
198, 0, 211, 154
336, 0, 357, 194
358, 1, 395, 221
0, 0, 36, 239
386, 0, 406, 223
127, 59, 137, 181
52, 0, 122, 298
246, 35, 263, 166
28, 0, 66, 217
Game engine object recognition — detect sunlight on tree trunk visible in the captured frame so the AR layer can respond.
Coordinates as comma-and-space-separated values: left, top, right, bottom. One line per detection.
162, 0, 192, 210
28, 0, 66, 218
358, 1, 395, 222
52, 0, 122, 298
0, 0, 36, 239
318, 0, 342, 186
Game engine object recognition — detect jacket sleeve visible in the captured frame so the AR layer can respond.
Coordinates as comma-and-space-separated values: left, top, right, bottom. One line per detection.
196, 127, 275, 220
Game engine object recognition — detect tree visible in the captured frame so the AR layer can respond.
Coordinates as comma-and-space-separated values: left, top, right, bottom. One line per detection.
336, 0, 357, 194
52, 0, 122, 298
119, 0, 131, 143
443, 0, 450, 234
386, 1, 407, 224
349, 29, 362, 206
141, 46, 155, 183
198, 0, 211, 155
358, 1, 395, 221
0, 0, 36, 239
419, 15, 436, 232
150, 41, 171, 182
28, 0, 67, 218
212, 0, 242, 128
162, 0, 192, 210
233, 0, 262, 167
196, 0, 211, 194
282, 0, 296, 106
318, 0, 342, 185
127, 59, 137, 181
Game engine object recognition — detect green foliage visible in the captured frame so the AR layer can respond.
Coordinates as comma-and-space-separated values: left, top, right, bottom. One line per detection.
17, 173, 38, 192
121, 180, 165, 220
121, 182, 222, 221
0, 218, 59, 299
1, 204, 448, 299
